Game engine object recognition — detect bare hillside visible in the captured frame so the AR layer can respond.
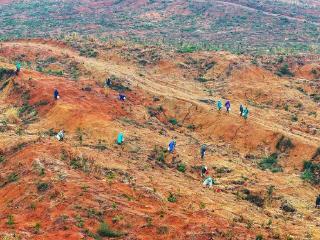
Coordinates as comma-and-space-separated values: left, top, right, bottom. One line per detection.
0, 38, 319, 239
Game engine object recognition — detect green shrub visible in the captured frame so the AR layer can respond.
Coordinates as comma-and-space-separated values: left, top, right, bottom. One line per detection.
267, 185, 275, 199
177, 163, 186, 173
291, 115, 298, 122
0, 155, 5, 163
157, 151, 165, 162
75, 215, 84, 228
258, 153, 282, 173
199, 202, 206, 209
149, 146, 167, 163
80, 48, 98, 58
167, 192, 177, 203
187, 124, 196, 130
177, 45, 198, 53
6, 215, 14, 226
7, 172, 19, 183
256, 235, 264, 240
168, 118, 178, 125
34, 223, 41, 234
37, 182, 49, 192
295, 103, 303, 109
97, 222, 122, 237
277, 56, 284, 63
310, 94, 320, 103
47, 69, 64, 76
70, 156, 89, 172
112, 215, 123, 223
146, 217, 153, 227
301, 161, 320, 184
276, 64, 294, 77
196, 76, 207, 82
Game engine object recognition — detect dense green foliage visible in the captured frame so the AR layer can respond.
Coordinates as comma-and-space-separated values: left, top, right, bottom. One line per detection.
0, 0, 319, 54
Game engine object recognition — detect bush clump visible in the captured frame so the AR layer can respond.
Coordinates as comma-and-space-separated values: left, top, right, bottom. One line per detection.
97, 222, 122, 237
177, 45, 198, 53
311, 147, 320, 160
37, 182, 50, 192
177, 163, 186, 173
276, 64, 294, 77
167, 192, 177, 203
276, 136, 294, 152
0, 155, 5, 164
0, 67, 15, 80
256, 235, 264, 240
301, 160, 320, 184
168, 118, 178, 125
258, 153, 282, 173
244, 190, 265, 207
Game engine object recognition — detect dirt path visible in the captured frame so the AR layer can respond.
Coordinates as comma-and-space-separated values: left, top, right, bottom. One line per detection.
214, 0, 320, 26
2, 40, 319, 147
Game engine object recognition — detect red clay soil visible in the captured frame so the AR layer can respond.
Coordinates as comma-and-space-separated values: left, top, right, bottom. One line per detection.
0, 40, 319, 239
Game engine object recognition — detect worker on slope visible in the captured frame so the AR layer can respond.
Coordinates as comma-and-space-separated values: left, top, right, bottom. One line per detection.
225, 100, 231, 113
15, 62, 21, 75
240, 104, 244, 116
200, 144, 207, 159
316, 194, 320, 208
117, 132, 124, 145
217, 100, 222, 111
201, 166, 209, 177
242, 107, 249, 120
54, 88, 60, 100
119, 93, 126, 101
105, 78, 111, 88
168, 140, 176, 153
56, 130, 65, 141
203, 176, 215, 188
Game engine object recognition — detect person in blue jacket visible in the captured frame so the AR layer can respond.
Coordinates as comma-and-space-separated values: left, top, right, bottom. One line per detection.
168, 140, 176, 153
15, 62, 21, 75
242, 107, 249, 120
117, 132, 124, 145
240, 104, 244, 116
217, 100, 222, 111
54, 88, 60, 100
200, 144, 207, 159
